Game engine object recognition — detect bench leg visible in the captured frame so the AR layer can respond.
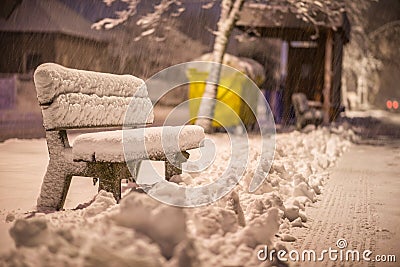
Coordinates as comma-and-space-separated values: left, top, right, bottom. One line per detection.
296, 120, 303, 130
96, 164, 121, 202
88, 162, 131, 202
99, 174, 121, 202
37, 159, 74, 211
165, 151, 189, 181
37, 131, 78, 211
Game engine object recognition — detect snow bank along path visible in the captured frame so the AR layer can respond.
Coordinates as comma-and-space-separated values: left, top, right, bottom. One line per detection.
0, 127, 356, 266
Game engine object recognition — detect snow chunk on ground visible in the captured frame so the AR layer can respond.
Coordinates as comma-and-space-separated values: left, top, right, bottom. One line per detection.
192, 207, 238, 237
113, 192, 187, 259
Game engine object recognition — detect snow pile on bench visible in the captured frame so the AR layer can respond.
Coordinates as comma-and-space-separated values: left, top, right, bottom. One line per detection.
72, 125, 205, 162
34, 63, 154, 130
34, 63, 147, 105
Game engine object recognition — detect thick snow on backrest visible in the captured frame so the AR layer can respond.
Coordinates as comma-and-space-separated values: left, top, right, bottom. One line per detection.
34, 63, 154, 130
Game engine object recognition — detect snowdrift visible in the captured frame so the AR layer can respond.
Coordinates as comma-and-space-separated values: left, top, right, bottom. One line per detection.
0, 127, 356, 266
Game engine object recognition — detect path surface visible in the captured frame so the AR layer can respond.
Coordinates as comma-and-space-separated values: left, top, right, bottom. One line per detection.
286, 141, 400, 267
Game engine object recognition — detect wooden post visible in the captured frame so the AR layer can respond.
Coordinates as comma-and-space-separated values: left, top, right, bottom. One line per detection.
323, 30, 333, 124
332, 32, 344, 119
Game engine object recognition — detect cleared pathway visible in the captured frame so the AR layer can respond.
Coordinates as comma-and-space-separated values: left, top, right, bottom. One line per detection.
286, 141, 400, 267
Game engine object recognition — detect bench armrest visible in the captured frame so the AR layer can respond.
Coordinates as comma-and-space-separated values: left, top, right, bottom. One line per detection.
307, 101, 322, 109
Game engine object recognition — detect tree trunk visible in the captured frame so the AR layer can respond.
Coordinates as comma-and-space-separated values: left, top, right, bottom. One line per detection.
195, 0, 245, 133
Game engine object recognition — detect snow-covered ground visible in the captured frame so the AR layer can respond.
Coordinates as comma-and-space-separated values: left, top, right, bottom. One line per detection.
0, 127, 356, 266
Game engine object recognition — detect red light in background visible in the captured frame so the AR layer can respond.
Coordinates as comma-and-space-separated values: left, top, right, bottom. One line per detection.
386, 100, 393, 109
393, 100, 399, 110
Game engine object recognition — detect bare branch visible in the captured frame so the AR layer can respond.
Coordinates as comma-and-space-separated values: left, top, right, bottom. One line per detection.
202, 0, 218, 9
92, 0, 140, 30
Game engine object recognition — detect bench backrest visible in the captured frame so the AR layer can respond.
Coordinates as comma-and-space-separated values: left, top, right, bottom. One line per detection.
34, 63, 154, 130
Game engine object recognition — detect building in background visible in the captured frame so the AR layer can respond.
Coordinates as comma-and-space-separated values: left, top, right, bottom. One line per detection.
0, 0, 110, 140
0, 0, 110, 75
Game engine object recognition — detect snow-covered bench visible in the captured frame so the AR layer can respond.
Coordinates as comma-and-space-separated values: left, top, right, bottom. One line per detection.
34, 63, 205, 211
292, 93, 323, 129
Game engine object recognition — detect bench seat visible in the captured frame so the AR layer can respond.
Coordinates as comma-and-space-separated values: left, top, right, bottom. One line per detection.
72, 125, 205, 162
301, 109, 323, 122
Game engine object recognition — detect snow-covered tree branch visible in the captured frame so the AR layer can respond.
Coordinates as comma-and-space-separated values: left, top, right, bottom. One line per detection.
92, 0, 185, 41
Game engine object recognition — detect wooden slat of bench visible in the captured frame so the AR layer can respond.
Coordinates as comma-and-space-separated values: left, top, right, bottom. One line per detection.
40, 93, 153, 130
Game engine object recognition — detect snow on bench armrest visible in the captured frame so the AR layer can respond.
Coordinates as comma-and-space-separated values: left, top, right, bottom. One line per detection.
72, 125, 205, 162
34, 63, 147, 105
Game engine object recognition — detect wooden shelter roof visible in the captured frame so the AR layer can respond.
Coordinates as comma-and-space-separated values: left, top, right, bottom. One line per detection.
237, 3, 350, 43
